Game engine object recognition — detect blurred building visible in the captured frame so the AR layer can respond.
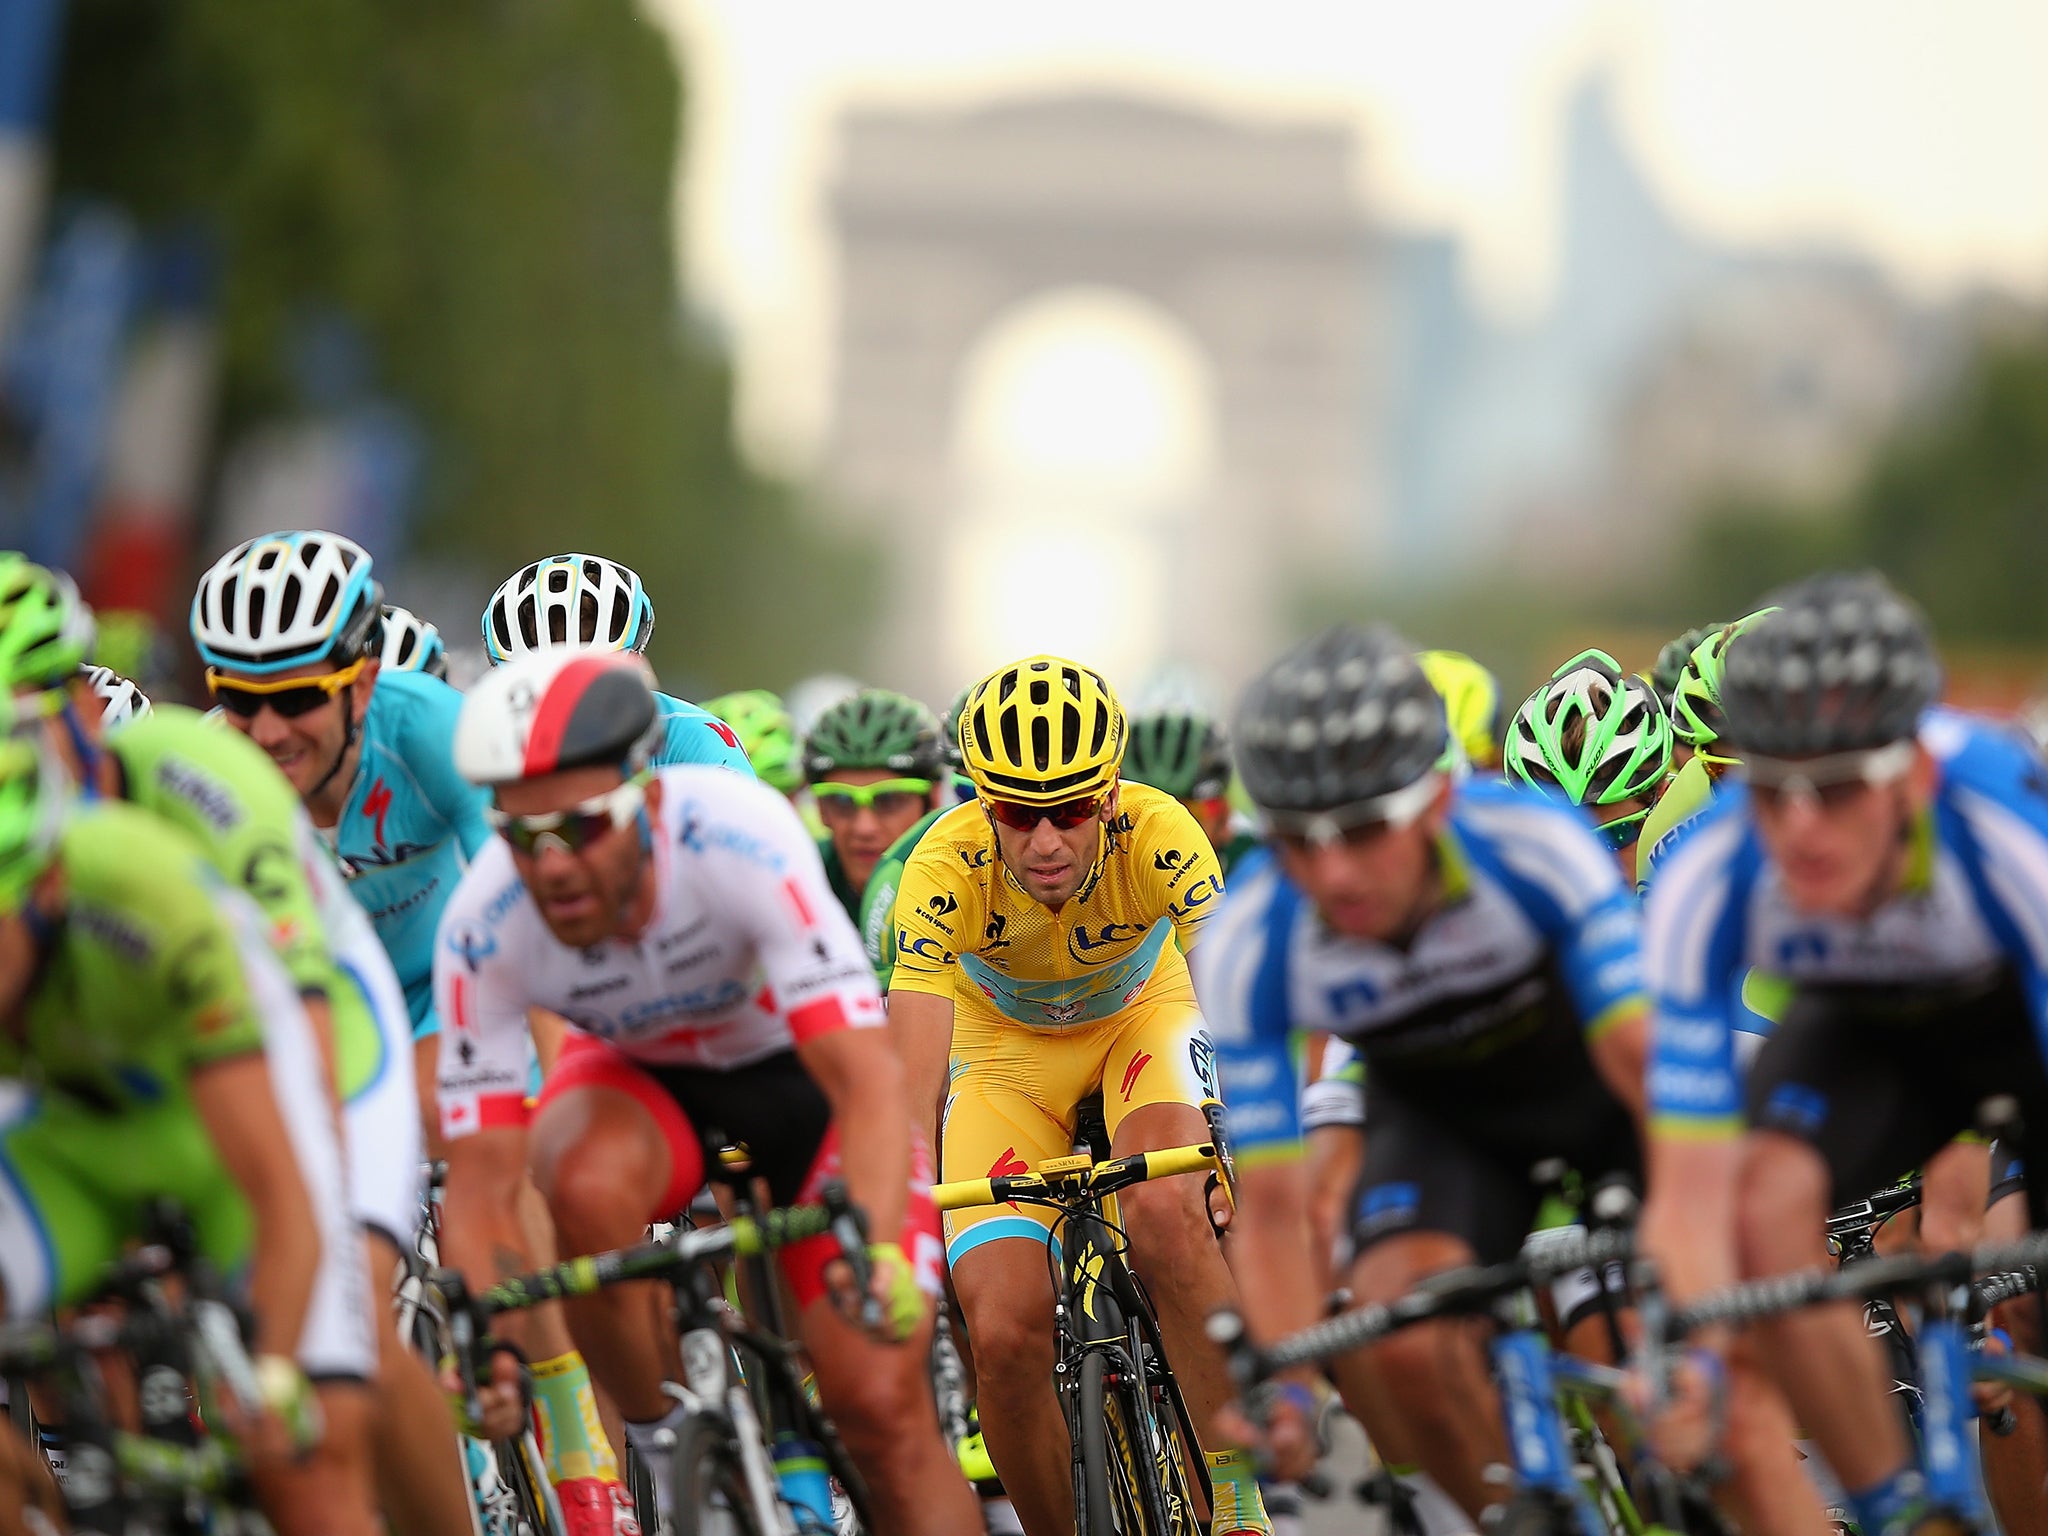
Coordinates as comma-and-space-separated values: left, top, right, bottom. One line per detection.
826, 94, 1376, 699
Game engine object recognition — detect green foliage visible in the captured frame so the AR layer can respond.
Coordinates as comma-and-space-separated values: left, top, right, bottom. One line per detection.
1675, 332, 2048, 644
46, 0, 873, 686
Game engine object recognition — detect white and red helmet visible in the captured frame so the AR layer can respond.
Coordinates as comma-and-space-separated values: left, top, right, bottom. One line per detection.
455, 650, 662, 786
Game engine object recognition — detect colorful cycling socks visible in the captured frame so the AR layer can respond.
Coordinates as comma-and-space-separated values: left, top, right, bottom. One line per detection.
531, 1351, 624, 1486
622, 1399, 694, 1519
1205, 1448, 1272, 1534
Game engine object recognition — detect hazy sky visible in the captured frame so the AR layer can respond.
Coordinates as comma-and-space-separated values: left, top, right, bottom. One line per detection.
651, 0, 2048, 471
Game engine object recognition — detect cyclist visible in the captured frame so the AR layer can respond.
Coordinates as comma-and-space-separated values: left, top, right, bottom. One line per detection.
193, 531, 634, 1536
1502, 648, 1673, 888
379, 603, 450, 679
1640, 570, 2048, 1536
804, 688, 950, 922
1638, 609, 1778, 886
889, 655, 1270, 1536
1122, 706, 1261, 875
1202, 624, 1653, 1525
432, 649, 973, 1532
1416, 648, 1501, 772
1650, 623, 1718, 712
480, 552, 752, 774
0, 723, 382, 1536
702, 687, 805, 795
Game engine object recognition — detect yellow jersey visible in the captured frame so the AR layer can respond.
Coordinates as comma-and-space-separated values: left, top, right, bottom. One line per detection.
889, 783, 1222, 1029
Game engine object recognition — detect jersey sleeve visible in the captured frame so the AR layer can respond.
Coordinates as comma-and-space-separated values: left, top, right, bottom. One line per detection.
399, 673, 495, 859
165, 864, 269, 1070
1193, 860, 1306, 1165
687, 774, 885, 1042
1641, 816, 1754, 1139
432, 856, 540, 1140
1136, 794, 1225, 954
1939, 721, 2048, 1056
859, 849, 905, 988
887, 836, 976, 1000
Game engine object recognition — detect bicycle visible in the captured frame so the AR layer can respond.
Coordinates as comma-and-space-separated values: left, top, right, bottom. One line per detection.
1210, 1224, 1729, 1536
439, 1189, 875, 1536
0, 1204, 316, 1536
393, 1159, 566, 1536
931, 1135, 1227, 1536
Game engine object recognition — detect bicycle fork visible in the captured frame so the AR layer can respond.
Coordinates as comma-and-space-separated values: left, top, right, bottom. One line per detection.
1491, 1321, 1608, 1534
1916, 1290, 1989, 1526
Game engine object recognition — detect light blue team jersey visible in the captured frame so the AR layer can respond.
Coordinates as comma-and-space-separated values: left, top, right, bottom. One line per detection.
1645, 711, 2048, 1138
1195, 779, 1647, 1162
654, 693, 755, 775
329, 670, 494, 1036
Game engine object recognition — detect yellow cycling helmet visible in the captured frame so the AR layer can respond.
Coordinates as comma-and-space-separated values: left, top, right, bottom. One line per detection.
958, 655, 1125, 804
1416, 650, 1501, 770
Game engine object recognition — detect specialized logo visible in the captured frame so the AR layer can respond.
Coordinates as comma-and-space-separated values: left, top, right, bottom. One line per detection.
1119, 1051, 1153, 1102
708, 720, 741, 750
362, 777, 395, 848
989, 1146, 1029, 1179
1153, 848, 1183, 872
446, 920, 498, 973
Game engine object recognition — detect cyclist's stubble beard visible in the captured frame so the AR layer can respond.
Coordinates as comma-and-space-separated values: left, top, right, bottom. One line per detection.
991, 809, 1104, 912
526, 819, 656, 950
1759, 779, 1921, 920
1283, 822, 1443, 946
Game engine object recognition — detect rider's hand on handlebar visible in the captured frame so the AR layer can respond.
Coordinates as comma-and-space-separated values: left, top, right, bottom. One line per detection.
865, 1241, 925, 1343
1635, 1348, 1725, 1473
442, 1345, 529, 1441
1213, 1378, 1323, 1484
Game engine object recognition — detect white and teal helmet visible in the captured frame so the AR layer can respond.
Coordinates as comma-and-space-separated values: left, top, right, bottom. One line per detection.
190, 530, 382, 675
482, 554, 654, 665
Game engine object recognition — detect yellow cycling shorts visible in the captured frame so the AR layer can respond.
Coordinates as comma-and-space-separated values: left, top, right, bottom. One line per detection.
940, 968, 1219, 1269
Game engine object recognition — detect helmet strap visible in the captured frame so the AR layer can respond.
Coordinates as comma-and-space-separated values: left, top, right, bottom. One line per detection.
56, 698, 102, 803
305, 680, 364, 808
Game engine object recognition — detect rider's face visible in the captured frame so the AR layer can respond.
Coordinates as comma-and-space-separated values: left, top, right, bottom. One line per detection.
814, 767, 936, 895
1275, 782, 1452, 943
213, 658, 377, 799
987, 790, 1114, 910
495, 766, 659, 948
1750, 748, 1934, 918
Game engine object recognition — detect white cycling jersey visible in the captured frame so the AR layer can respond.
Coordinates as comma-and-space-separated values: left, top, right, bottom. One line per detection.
432, 766, 885, 1140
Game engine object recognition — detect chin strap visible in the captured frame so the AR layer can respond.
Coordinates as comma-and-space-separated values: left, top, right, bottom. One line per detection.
305, 680, 364, 806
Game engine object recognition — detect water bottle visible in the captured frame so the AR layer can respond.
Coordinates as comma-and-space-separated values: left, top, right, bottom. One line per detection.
773, 1433, 835, 1532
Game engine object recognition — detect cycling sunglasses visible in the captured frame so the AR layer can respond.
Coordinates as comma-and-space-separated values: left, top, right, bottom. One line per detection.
1741, 739, 1915, 813
1596, 806, 1650, 851
488, 776, 647, 857
812, 777, 933, 823
1263, 772, 1441, 852
983, 793, 1104, 832
206, 658, 368, 720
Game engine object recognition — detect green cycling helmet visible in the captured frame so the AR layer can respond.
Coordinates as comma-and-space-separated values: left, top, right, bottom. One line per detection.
1122, 709, 1232, 802
0, 696, 64, 911
942, 684, 973, 774
1504, 649, 1672, 811
701, 689, 802, 794
1416, 650, 1501, 769
803, 688, 945, 783
1651, 624, 1719, 706
0, 557, 97, 695
1669, 609, 1780, 752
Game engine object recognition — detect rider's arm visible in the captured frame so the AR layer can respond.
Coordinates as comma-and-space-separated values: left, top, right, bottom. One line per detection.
884, 834, 976, 1153
797, 1024, 910, 1253
193, 1051, 325, 1360
887, 988, 956, 1169
1636, 826, 1751, 1311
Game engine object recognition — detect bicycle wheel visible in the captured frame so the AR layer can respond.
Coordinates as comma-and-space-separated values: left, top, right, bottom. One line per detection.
497, 1433, 565, 1536
668, 1414, 772, 1536
1079, 1350, 1193, 1536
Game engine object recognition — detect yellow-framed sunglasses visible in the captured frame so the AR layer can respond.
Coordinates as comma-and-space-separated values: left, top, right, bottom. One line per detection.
205, 657, 368, 720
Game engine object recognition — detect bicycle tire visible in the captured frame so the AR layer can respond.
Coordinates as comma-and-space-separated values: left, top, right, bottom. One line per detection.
497, 1434, 563, 1536
1080, 1350, 1192, 1536
668, 1414, 773, 1536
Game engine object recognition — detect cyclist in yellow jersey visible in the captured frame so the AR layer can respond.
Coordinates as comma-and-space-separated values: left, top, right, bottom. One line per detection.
891, 656, 1271, 1536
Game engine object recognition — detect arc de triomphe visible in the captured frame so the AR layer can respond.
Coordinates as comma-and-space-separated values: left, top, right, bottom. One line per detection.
826, 93, 1381, 702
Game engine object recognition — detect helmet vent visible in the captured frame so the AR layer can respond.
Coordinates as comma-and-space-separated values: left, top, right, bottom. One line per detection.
250, 586, 269, 636
1029, 711, 1049, 770
608, 590, 628, 642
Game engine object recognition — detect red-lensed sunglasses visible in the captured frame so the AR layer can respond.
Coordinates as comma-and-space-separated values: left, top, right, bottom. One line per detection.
982, 794, 1103, 832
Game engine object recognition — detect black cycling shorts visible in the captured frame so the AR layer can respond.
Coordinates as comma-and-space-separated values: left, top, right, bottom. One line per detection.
1347, 991, 1640, 1267
1744, 969, 2048, 1230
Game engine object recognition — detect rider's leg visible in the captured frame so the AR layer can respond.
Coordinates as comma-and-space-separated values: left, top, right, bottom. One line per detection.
1735, 1134, 1915, 1500
255, 1381, 381, 1536
802, 1287, 981, 1536
1716, 1336, 1834, 1536
1339, 1231, 1507, 1522
952, 1240, 1070, 1536
1980, 1185, 2048, 1536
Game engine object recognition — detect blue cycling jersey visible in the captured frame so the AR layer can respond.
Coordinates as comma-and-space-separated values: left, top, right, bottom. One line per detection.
328, 670, 492, 1037
1196, 779, 1646, 1161
1645, 711, 2048, 1138
654, 693, 754, 775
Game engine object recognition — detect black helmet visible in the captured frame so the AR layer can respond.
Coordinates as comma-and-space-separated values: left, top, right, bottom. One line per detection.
1721, 571, 1940, 759
1123, 710, 1232, 801
1234, 624, 1447, 815
803, 689, 946, 783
